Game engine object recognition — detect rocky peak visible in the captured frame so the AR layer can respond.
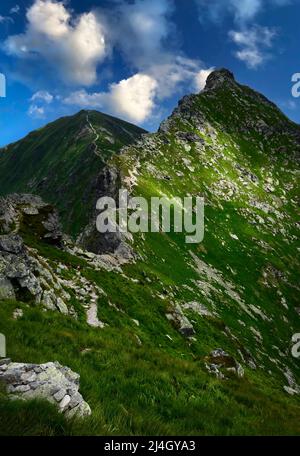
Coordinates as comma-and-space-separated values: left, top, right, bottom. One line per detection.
204, 68, 236, 91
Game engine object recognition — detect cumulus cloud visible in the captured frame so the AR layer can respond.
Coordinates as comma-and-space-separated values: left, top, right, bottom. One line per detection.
5, 0, 211, 124
63, 59, 213, 123
229, 26, 277, 68
5, 0, 107, 85
61, 1, 211, 123
64, 73, 158, 123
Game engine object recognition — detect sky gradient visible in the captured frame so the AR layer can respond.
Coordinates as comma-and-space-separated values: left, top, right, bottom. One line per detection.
0, 0, 299, 147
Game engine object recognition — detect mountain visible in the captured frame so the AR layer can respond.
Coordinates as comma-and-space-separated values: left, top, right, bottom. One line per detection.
0, 110, 146, 237
0, 69, 299, 436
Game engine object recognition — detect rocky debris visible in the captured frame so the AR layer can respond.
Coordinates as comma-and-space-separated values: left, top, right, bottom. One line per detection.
0, 237, 70, 314
182, 301, 214, 317
0, 194, 111, 321
0, 358, 91, 418
175, 131, 205, 145
261, 264, 286, 288
283, 368, 300, 395
190, 251, 254, 319
205, 349, 244, 380
0, 195, 74, 314
0, 194, 62, 244
235, 164, 259, 184
12, 308, 23, 319
166, 304, 195, 337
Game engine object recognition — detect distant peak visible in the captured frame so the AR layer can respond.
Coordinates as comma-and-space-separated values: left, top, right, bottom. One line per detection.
204, 68, 236, 91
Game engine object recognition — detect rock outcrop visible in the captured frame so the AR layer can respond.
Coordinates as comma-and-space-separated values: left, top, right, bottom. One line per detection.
205, 349, 245, 380
0, 195, 71, 313
0, 358, 91, 418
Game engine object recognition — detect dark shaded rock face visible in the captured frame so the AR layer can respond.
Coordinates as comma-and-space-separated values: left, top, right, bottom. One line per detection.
204, 68, 235, 91
77, 166, 132, 257
0, 194, 69, 311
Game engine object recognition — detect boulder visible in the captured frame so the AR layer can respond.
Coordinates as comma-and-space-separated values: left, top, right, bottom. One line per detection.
0, 359, 91, 418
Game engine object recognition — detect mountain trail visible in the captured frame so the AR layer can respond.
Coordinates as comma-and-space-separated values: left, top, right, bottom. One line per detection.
86, 113, 102, 159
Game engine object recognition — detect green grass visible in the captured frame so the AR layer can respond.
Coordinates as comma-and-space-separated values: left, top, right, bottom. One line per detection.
0, 292, 300, 437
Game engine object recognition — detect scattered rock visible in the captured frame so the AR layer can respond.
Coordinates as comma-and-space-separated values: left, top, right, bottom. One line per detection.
205, 348, 244, 379
182, 301, 214, 317
12, 308, 23, 320
166, 304, 195, 337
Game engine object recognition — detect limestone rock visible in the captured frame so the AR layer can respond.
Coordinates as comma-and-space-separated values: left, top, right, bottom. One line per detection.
166, 304, 195, 337
0, 359, 91, 418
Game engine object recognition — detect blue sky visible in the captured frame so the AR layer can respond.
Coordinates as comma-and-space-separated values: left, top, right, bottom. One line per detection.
0, 0, 299, 147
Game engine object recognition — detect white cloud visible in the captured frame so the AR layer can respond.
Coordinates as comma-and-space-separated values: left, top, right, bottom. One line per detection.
28, 104, 45, 118
194, 67, 215, 91
63, 59, 214, 124
64, 73, 158, 123
5, 0, 107, 85
7, 0, 212, 124
195, 0, 291, 24
102, 0, 174, 69
31, 90, 53, 104
101, 0, 210, 109
29, 90, 54, 118
229, 26, 276, 68
61, 0, 211, 123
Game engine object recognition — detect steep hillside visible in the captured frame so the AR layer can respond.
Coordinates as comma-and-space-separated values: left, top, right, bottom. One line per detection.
0, 110, 146, 237
0, 69, 299, 436
110, 68, 300, 394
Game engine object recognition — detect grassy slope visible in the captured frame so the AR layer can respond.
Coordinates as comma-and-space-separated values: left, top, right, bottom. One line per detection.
0, 76, 299, 435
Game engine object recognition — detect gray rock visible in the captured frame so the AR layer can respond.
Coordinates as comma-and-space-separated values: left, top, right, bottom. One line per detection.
53, 389, 67, 402
166, 304, 195, 338
13, 308, 24, 320
0, 275, 15, 300
205, 348, 244, 379
0, 235, 24, 254
0, 360, 91, 418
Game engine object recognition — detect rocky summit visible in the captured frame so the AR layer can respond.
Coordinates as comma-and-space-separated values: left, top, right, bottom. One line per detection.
0, 69, 299, 436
